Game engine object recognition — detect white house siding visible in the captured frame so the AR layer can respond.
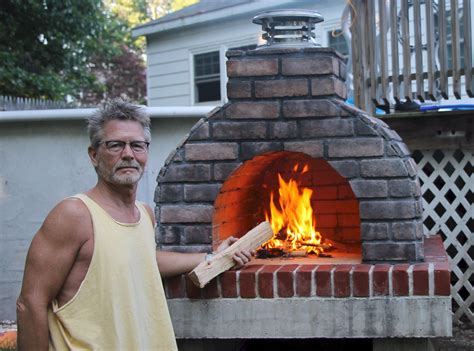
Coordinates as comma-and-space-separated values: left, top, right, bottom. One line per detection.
0, 116, 200, 319
145, 0, 348, 106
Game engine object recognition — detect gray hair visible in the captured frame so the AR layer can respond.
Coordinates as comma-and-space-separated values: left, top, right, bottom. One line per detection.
87, 98, 151, 148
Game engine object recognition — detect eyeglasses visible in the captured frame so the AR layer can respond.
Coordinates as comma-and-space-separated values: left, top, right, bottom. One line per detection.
98, 140, 150, 154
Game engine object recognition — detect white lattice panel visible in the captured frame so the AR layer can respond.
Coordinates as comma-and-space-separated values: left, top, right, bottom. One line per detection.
413, 149, 473, 323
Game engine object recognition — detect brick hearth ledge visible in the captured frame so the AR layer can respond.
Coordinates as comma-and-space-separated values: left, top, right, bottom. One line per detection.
164, 236, 451, 339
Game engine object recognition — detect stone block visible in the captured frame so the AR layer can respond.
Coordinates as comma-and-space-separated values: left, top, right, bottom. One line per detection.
185, 143, 238, 161
184, 184, 220, 202
311, 76, 347, 99
355, 119, 378, 136
350, 179, 388, 198
156, 184, 183, 203
360, 159, 408, 177
328, 160, 360, 178
226, 101, 279, 119
213, 121, 267, 139
213, 162, 241, 181
157, 225, 181, 244
389, 141, 412, 157
389, 179, 418, 197
284, 140, 324, 158
227, 58, 278, 77
378, 126, 403, 141
328, 138, 384, 158
160, 205, 213, 223
282, 56, 339, 76
269, 121, 298, 139
391, 221, 419, 240
282, 99, 339, 118
360, 200, 419, 219
160, 164, 211, 182
182, 226, 212, 244
300, 118, 354, 137
188, 121, 210, 140
404, 158, 418, 177
255, 79, 308, 98
241, 141, 281, 160
361, 222, 389, 240
363, 243, 417, 261
227, 80, 252, 99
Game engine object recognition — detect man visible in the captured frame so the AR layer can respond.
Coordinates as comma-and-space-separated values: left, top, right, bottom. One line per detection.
16, 99, 252, 350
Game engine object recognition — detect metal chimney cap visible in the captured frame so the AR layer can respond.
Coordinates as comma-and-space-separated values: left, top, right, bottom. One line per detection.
252, 9, 324, 25
252, 9, 324, 49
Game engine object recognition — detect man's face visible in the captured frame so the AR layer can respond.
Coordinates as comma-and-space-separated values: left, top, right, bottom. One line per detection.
89, 120, 149, 186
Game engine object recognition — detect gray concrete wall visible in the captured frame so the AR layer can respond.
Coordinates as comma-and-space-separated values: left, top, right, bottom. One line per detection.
0, 116, 198, 319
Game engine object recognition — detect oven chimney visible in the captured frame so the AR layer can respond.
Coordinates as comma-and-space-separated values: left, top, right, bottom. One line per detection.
253, 9, 324, 49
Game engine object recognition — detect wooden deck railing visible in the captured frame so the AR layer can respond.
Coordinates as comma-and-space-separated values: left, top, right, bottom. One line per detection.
349, 0, 473, 113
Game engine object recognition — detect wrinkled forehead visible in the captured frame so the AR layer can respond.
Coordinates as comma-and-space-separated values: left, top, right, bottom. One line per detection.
101, 120, 146, 141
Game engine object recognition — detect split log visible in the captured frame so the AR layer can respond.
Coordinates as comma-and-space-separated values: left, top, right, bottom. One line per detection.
188, 221, 273, 288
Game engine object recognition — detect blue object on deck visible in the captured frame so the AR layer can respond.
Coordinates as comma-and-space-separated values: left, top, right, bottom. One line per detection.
420, 104, 474, 111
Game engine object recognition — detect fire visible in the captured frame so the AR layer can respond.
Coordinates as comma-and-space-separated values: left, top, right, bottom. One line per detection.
262, 164, 327, 255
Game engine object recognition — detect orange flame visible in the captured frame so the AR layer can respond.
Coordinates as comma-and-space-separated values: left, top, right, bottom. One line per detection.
263, 164, 324, 254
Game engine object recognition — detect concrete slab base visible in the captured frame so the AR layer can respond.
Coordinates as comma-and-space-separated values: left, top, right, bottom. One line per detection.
168, 297, 452, 339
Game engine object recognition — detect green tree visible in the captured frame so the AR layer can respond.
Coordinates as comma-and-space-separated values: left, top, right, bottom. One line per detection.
0, 1, 106, 100
0, 0, 197, 104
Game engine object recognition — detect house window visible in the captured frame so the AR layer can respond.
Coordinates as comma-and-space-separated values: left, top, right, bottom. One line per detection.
194, 51, 221, 103
327, 29, 349, 61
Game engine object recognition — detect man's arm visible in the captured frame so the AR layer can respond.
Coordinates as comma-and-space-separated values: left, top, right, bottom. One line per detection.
142, 205, 252, 278
16, 199, 90, 351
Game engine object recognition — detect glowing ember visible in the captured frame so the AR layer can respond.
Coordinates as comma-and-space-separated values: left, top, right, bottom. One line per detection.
261, 164, 330, 256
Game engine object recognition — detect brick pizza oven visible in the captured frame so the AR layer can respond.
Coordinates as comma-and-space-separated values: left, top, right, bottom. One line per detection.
154, 10, 451, 350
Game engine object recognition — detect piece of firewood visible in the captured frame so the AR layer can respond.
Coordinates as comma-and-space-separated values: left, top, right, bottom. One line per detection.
188, 221, 273, 288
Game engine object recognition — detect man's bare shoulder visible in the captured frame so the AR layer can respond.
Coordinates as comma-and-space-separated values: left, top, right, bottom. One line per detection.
39, 197, 92, 245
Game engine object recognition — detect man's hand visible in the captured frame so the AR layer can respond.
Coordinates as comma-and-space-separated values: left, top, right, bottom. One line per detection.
215, 236, 255, 269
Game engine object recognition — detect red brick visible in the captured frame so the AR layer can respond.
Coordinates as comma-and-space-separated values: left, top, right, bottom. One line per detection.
353, 264, 371, 297
258, 265, 280, 298
373, 264, 390, 296
185, 275, 202, 299
434, 262, 451, 296
164, 275, 185, 299
413, 263, 429, 296
316, 265, 334, 297
296, 265, 317, 297
393, 264, 410, 296
220, 271, 238, 298
334, 265, 352, 297
277, 264, 299, 297
239, 265, 263, 298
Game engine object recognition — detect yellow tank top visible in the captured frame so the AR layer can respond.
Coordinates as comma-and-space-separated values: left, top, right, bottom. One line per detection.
47, 194, 177, 350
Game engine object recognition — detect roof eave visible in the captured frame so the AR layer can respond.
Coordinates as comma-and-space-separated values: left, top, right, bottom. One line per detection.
132, 0, 295, 38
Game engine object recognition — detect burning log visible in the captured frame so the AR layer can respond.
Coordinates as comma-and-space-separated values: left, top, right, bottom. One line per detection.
188, 221, 274, 288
